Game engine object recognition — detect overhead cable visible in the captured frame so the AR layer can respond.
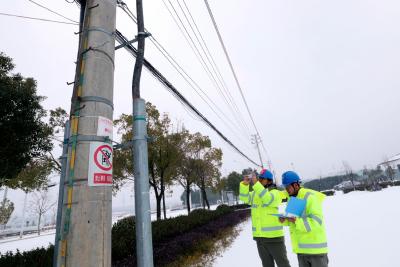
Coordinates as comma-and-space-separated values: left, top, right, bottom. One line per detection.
162, 0, 249, 132
115, 30, 261, 167
28, 0, 78, 23
203, 0, 274, 166
118, 2, 254, 147
180, 0, 251, 133
0, 12, 78, 25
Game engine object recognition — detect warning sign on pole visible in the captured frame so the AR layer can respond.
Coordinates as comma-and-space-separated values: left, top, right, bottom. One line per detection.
88, 142, 113, 186
97, 116, 113, 139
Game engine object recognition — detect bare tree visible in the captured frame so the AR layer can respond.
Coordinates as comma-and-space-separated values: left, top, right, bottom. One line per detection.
29, 190, 56, 235
382, 156, 395, 182
343, 161, 356, 190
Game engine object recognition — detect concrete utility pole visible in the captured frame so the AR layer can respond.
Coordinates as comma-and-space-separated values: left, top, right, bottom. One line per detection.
55, 0, 116, 266
251, 134, 264, 168
132, 0, 154, 266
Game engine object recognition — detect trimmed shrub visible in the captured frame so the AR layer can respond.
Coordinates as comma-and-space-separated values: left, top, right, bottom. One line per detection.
112, 206, 234, 264
0, 245, 54, 267
215, 204, 233, 213
112, 216, 136, 261
114, 209, 250, 267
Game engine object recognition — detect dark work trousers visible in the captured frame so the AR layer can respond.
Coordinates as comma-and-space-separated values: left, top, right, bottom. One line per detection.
297, 254, 329, 267
254, 237, 291, 267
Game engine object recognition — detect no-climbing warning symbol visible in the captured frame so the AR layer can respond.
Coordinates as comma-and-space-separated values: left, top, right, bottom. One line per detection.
88, 142, 113, 186
94, 145, 112, 171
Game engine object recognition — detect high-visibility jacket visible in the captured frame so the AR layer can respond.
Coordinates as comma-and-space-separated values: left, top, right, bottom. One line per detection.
286, 188, 328, 254
239, 181, 284, 238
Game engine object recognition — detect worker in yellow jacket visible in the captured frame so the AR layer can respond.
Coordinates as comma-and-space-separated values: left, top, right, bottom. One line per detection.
280, 171, 329, 267
239, 169, 291, 267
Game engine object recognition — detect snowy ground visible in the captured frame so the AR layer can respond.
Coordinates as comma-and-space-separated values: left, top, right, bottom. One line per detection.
0, 205, 218, 254
214, 186, 400, 267
0, 230, 55, 254
2, 187, 399, 267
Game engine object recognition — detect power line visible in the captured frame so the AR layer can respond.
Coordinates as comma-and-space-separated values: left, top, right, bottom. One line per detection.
202, 1, 261, 135
162, 0, 249, 132
175, 0, 235, 113
27, 0, 78, 23
150, 37, 253, 146
115, 30, 261, 167
118, 2, 254, 148
203, 0, 273, 166
180, 0, 251, 133
0, 12, 79, 25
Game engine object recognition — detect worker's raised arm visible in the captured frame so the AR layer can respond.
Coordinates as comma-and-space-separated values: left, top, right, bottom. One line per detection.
239, 176, 251, 204
252, 181, 282, 207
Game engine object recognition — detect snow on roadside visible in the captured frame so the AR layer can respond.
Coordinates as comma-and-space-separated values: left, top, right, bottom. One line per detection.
0, 231, 55, 254
214, 186, 400, 267
0, 205, 219, 254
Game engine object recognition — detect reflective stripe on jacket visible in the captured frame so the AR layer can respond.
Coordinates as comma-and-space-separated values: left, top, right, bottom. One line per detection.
287, 188, 328, 254
239, 181, 284, 238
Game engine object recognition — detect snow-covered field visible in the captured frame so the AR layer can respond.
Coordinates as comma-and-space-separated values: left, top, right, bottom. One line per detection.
1, 187, 399, 267
214, 186, 400, 267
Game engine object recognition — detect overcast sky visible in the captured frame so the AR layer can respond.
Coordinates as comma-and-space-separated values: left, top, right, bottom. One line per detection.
1, 0, 400, 183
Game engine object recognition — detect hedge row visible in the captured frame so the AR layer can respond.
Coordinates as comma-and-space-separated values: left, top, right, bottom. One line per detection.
0, 246, 54, 267
114, 207, 250, 266
112, 205, 235, 263
0, 205, 249, 267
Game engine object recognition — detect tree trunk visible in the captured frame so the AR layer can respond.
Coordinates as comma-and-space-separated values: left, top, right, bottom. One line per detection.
149, 163, 163, 220
151, 182, 162, 221
37, 214, 41, 236
160, 176, 167, 219
200, 179, 209, 209
200, 189, 205, 209
202, 188, 210, 210
156, 195, 162, 221
186, 186, 191, 214
350, 173, 355, 191
162, 191, 167, 219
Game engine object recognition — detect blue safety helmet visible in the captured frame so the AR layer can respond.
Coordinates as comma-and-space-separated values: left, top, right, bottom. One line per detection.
259, 169, 273, 180
282, 171, 301, 187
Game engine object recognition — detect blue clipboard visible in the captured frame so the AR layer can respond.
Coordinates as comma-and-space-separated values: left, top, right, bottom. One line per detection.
285, 197, 306, 217
269, 197, 306, 218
